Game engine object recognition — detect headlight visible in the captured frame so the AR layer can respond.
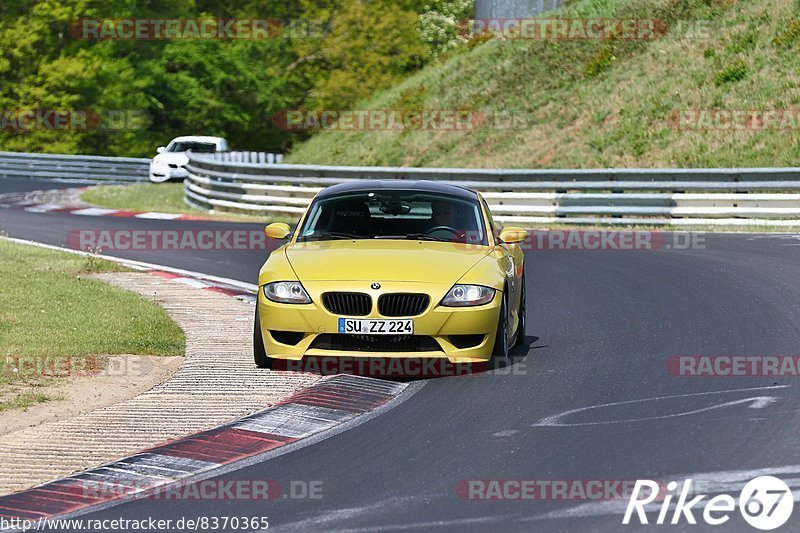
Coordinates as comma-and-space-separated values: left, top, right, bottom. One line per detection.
440, 284, 495, 307
263, 281, 312, 304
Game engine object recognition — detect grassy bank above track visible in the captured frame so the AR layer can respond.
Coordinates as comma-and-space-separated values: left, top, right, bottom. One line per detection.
286, 0, 800, 169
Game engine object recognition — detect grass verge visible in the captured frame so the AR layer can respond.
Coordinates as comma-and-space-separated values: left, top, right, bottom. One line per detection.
0, 239, 185, 411
0, 392, 56, 413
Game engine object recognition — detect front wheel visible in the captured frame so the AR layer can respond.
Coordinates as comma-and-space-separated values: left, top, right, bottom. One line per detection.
514, 274, 526, 347
491, 294, 509, 359
254, 305, 272, 369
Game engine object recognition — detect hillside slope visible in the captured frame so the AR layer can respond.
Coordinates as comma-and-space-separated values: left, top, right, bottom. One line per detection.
285, 0, 800, 168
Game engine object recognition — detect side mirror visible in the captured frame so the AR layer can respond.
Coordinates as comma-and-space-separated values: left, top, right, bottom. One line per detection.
498, 227, 528, 244
156, 146, 166, 154
265, 222, 291, 240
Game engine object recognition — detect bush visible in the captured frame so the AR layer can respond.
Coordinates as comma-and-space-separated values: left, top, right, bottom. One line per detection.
418, 0, 473, 56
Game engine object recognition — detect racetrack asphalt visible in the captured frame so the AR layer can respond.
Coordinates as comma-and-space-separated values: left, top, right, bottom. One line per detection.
2, 177, 800, 532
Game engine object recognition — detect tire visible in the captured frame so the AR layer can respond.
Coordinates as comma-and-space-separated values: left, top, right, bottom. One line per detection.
492, 293, 509, 359
514, 274, 526, 347
254, 305, 272, 369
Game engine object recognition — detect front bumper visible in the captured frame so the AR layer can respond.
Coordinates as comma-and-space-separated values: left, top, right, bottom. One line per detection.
257, 281, 502, 363
169, 167, 189, 179
149, 164, 188, 180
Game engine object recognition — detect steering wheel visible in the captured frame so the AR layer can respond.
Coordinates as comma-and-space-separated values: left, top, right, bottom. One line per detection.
426, 226, 461, 237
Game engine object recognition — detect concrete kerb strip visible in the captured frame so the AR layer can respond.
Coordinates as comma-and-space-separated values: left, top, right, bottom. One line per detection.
0, 376, 410, 530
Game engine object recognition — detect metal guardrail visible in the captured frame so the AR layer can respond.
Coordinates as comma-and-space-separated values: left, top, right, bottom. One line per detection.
3, 150, 797, 226
184, 153, 800, 226
0, 151, 149, 183
209, 151, 284, 164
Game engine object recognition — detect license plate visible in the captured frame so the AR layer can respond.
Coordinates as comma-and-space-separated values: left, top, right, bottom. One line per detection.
338, 318, 413, 335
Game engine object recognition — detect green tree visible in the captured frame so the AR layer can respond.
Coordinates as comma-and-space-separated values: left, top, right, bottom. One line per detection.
0, 0, 460, 156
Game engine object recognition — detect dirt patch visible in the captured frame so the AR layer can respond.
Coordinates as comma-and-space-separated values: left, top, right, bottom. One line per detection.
0, 355, 182, 436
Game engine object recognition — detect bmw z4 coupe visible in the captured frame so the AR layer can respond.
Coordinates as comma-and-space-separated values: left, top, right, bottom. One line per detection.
254, 180, 528, 368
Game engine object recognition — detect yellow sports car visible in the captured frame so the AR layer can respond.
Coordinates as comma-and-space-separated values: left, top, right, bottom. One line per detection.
254, 180, 528, 368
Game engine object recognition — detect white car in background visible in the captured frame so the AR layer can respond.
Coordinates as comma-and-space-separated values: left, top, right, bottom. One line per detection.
149, 136, 228, 183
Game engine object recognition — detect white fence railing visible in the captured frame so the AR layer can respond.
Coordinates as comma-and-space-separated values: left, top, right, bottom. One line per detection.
0, 151, 149, 183
184, 154, 800, 226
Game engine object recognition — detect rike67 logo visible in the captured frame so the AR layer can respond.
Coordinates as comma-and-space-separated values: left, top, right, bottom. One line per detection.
623, 476, 793, 529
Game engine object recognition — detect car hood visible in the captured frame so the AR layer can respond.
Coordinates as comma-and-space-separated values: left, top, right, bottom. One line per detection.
284, 240, 491, 283
152, 152, 189, 165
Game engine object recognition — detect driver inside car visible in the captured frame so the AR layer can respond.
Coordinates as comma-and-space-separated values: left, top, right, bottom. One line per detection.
431, 200, 458, 228
428, 199, 478, 243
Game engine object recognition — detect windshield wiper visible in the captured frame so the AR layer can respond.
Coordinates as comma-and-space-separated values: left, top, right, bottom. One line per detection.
373, 234, 450, 242
403, 233, 450, 242
302, 231, 363, 241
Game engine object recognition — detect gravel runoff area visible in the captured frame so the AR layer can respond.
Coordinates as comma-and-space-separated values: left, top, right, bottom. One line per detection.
5, 186, 89, 208
0, 272, 321, 495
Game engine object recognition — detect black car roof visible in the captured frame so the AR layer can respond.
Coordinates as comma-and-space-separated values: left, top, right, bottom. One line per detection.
316, 180, 478, 201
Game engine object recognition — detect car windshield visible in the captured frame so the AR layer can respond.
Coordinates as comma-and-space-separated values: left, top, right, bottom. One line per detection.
167, 142, 217, 153
298, 191, 488, 245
